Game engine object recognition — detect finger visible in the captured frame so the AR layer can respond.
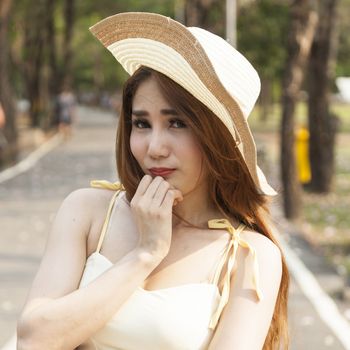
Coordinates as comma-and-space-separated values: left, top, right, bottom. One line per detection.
163, 189, 183, 210
162, 190, 176, 213
132, 175, 153, 201
173, 190, 183, 206
173, 198, 180, 206
164, 185, 183, 205
151, 180, 170, 207
171, 189, 183, 203
142, 176, 165, 200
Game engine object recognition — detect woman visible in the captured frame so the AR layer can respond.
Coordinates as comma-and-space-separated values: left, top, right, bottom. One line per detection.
17, 12, 289, 350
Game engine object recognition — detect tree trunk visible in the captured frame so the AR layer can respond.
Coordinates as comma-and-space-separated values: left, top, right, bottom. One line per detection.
0, 0, 17, 167
44, 0, 60, 128
259, 78, 272, 122
21, 0, 76, 129
46, 0, 58, 97
307, 0, 339, 193
23, 0, 46, 127
185, 0, 224, 32
280, 0, 318, 219
186, 0, 212, 27
61, 0, 75, 88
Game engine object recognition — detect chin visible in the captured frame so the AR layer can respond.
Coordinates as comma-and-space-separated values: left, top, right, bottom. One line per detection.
165, 179, 178, 190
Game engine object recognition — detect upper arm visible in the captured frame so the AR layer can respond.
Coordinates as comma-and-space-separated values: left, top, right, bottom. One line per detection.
21, 189, 95, 314
209, 233, 283, 350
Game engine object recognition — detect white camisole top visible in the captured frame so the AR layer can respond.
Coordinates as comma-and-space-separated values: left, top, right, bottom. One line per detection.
78, 180, 263, 350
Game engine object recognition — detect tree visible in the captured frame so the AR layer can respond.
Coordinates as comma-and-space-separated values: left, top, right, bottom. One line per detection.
11, 0, 77, 128
185, 0, 224, 34
336, 0, 350, 76
280, 0, 318, 219
61, 0, 76, 88
72, 0, 174, 92
0, 0, 17, 166
238, 0, 289, 121
45, 0, 59, 100
45, 0, 76, 127
307, 0, 339, 193
21, 0, 47, 127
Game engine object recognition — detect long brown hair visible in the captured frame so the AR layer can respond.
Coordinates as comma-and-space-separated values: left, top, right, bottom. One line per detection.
117, 66, 289, 349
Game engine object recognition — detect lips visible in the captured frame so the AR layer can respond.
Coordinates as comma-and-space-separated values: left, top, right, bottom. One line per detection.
149, 167, 176, 177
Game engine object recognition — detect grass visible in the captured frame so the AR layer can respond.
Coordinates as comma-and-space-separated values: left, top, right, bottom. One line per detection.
249, 101, 350, 133
301, 144, 350, 276
251, 101, 350, 277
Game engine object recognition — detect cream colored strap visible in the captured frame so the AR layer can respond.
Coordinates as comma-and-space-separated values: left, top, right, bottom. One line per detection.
90, 180, 124, 253
90, 179, 125, 191
208, 219, 263, 329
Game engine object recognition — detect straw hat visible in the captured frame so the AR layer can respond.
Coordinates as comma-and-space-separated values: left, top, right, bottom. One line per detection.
90, 12, 277, 196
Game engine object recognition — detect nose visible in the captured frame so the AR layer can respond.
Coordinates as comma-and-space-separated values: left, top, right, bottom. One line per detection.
147, 129, 170, 159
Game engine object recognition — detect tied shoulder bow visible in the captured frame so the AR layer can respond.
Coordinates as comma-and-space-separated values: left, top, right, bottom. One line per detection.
208, 218, 263, 329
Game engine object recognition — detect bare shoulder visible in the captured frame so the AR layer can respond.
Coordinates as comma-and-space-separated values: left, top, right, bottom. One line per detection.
237, 228, 283, 290
62, 187, 115, 209
53, 187, 117, 239
22, 188, 120, 305
60, 187, 116, 218
208, 226, 284, 349
240, 228, 282, 263
65, 188, 133, 255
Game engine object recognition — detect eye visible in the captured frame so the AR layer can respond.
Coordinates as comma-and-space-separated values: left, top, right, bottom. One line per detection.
132, 118, 150, 129
170, 119, 187, 128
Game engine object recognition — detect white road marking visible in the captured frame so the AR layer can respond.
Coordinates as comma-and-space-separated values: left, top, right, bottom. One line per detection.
0, 134, 62, 184
0, 134, 63, 349
279, 233, 350, 349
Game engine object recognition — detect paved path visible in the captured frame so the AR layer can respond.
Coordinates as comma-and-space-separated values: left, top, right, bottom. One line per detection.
0, 106, 349, 349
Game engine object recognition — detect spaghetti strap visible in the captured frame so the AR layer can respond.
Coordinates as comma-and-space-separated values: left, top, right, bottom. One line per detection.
207, 219, 263, 329
90, 179, 125, 191
90, 180, 124, 253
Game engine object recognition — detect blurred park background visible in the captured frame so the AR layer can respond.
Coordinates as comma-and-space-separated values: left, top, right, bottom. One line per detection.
0, 0, 350, 347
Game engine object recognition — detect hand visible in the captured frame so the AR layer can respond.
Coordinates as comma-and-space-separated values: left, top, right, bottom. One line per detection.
130, 175, 183, 260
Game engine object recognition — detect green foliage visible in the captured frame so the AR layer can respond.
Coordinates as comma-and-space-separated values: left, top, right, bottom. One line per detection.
9, 0, 350, 98
237, 0, 289, 80
76, 0, 174, 18
72, 0, 175, 91
249, 102, 350, 133
336, 0, 350, 76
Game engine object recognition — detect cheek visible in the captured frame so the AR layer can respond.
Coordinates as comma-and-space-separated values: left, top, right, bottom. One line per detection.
130, 132, 145, 162
181, 138, 203, 168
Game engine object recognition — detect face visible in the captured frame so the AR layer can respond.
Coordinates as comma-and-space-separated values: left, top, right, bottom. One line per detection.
130, 77, 207, 196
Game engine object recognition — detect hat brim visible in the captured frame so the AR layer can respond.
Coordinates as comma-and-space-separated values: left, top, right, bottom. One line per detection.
90, 12, 277, 196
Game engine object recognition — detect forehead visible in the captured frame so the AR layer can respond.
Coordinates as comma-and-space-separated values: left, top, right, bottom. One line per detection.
132, 78, 170, 108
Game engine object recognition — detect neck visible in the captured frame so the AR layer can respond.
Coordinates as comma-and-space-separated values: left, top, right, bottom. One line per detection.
172, 183, 221, 229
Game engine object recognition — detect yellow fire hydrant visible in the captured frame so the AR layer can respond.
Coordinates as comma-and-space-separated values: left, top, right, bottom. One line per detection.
295, 125, 311, 184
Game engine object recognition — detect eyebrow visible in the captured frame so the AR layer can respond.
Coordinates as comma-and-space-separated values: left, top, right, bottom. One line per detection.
131, 109, 179, 117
